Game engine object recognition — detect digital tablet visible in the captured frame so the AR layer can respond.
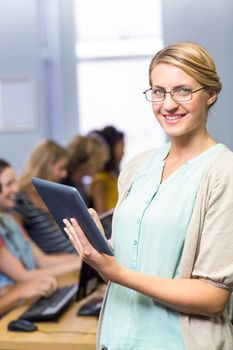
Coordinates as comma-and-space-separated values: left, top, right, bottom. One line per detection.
32, 177, 114, 256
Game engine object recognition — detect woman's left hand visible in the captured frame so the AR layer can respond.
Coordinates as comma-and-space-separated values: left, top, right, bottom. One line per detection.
63, 212, 120, 282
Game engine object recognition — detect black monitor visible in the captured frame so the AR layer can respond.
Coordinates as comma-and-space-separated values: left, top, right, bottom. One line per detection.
99, 209, 113, 240
76, 209, 113, 301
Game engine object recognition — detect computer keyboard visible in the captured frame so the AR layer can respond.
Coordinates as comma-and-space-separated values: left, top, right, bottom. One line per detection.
19, 284, 78, 322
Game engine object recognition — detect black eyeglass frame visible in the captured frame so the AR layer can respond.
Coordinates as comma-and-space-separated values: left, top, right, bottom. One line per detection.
143, 86, 205, 103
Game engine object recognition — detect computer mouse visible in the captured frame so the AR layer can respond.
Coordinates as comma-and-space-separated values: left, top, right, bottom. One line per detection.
8, 319, 38, 332
77, 298, 102, 317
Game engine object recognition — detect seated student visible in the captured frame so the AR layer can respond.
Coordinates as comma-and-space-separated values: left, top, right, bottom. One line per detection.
11, 139, 75, 254
89, 126, 125, 214
0, 159, 81, 289
63, 134, 109, 207
0, 276, 57, 316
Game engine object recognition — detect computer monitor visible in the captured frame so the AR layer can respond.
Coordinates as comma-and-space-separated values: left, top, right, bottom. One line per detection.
76, 209, 113, 301
99, 209, 113, 240
76, 262, 101, 301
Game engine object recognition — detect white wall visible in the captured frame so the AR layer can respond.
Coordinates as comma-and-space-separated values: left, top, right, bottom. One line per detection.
162, 0, 233, 150
0, 0, 78, 172
0, 0, 45, 171
0, 0, 232, 173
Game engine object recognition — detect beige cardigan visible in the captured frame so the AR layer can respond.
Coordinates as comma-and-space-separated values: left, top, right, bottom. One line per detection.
97, 146, 233, 350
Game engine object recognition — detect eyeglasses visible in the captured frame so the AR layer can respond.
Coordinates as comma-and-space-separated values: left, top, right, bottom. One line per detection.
143, 86, 205, 103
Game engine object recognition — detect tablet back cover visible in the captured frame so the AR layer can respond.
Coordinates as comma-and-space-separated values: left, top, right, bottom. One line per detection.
32, 177, 113, 256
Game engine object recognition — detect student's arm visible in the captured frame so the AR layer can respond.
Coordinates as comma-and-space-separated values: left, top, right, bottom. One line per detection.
0, 246, 80, 282
0, 277, 57, 314
64, 216, 231, 318
28, 237, 81, 268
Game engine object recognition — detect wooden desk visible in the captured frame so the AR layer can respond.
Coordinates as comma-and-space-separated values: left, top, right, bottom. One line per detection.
0, 274, 98, 350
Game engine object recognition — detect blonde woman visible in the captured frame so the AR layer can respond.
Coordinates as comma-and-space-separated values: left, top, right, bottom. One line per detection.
12, 139, 74, 254
64, 42, 233, 349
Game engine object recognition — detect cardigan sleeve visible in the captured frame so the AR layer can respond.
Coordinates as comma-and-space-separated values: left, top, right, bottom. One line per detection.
192, 161, 233, 291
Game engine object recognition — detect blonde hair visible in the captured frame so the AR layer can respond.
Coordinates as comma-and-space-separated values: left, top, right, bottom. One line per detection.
19, 139, 67, 192
149, 42, 222, 98
67, 135, 109, 174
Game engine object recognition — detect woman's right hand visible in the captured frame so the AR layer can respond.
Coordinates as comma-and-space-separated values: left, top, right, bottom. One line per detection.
63, 215, 121, 283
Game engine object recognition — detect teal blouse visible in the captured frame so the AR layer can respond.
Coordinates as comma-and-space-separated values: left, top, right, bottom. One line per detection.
99, 142, 224, 350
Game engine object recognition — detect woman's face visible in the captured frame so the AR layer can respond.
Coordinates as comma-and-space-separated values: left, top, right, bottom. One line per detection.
150, 63, 217, 139
50, 157, 68, 183
0, 166, 18, 210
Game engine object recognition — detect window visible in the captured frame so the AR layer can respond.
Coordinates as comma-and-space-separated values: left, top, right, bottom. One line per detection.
75, 0, 165, 163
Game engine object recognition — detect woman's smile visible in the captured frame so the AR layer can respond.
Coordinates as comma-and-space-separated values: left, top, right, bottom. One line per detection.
162, 113, 187, 124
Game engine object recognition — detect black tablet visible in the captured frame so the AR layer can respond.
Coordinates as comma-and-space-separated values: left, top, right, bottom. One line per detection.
32, 177, 113, 256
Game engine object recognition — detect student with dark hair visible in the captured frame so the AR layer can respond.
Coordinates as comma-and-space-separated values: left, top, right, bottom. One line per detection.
90, 126, 125, 214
